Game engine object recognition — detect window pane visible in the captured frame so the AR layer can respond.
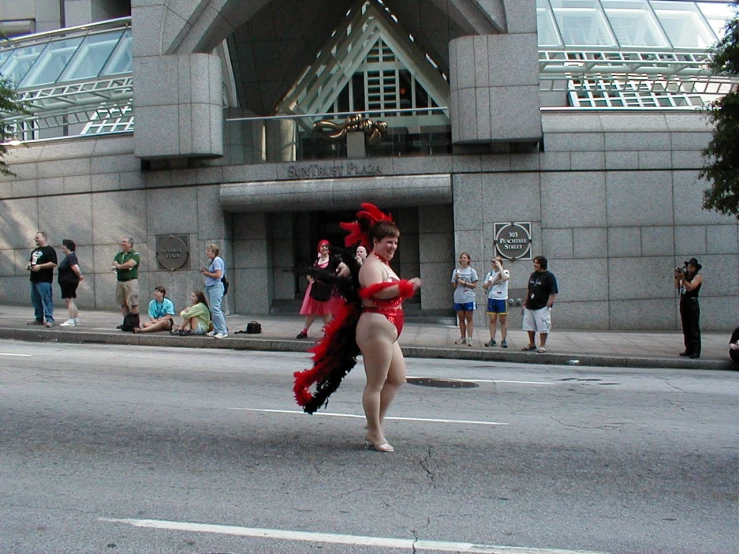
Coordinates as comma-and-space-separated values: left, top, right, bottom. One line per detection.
351, 73, 365, 112
537, 0, 563, 47
398, 69, 413, 109
19, 37, 83, 87
602, 0, 669, 48
0, 43, 48, 86
60, 30, 123, 82
549, 0, 617, 47
101, 29, 132, 75
0, 50, 13, 69
651, 1, 717, 49
696, 2, 735, 40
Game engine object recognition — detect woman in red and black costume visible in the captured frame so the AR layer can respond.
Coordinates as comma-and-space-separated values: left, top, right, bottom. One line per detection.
356, 217, 422, 452
293, 204, 421, 452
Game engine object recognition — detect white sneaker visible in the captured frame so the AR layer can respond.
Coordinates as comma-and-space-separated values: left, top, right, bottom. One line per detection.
214, 332, 228, 339
60, 319, 76, 327
466, 337, 473, 346
205, 330, 215, 337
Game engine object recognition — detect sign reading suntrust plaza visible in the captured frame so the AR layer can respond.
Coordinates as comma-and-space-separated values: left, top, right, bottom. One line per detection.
287, 161, 382, 179
156, 235, 190, 270
494, 222, 532, 260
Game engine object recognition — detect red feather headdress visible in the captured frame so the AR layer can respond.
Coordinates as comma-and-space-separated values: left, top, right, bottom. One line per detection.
339, 203, 393, 250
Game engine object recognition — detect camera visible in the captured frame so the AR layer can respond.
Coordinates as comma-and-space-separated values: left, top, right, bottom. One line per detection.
674, 265, 687, 278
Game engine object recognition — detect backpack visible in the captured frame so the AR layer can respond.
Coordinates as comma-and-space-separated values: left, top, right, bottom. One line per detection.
235, 321, 262, 335
120, 313, 140, 332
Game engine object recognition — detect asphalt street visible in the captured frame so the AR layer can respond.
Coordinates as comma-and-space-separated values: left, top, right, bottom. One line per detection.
0, 340, 736, 554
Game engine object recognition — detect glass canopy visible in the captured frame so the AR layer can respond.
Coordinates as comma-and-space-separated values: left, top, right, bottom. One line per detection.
0, 2, 736, 143
0, 27, 131, 89
537, 0, 734, 49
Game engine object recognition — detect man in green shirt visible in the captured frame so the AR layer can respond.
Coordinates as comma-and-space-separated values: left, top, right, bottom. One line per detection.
112, 236, 140, 329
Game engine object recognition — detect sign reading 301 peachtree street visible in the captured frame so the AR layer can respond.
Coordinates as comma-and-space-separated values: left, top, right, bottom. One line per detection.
494, 222, 532, 260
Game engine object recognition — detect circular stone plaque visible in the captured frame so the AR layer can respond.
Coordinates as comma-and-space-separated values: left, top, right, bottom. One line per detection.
156, 235, 189, 270
495, 223, 531, 260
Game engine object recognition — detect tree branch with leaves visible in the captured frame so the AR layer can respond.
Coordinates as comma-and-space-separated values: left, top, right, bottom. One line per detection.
700, 7, 739, 219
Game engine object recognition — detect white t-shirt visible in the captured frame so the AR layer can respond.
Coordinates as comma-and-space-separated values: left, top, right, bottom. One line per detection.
484, 269, 510, 300
451, 267, 478, 304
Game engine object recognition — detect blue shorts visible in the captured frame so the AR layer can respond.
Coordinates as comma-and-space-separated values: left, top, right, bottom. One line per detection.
487, 299, 507, 314
454, 302, 476, 312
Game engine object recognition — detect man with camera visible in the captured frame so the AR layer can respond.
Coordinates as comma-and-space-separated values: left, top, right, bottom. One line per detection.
675, 258, 703, 359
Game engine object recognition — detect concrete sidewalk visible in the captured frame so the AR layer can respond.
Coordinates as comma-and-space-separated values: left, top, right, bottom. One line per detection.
0, 304, 735, 371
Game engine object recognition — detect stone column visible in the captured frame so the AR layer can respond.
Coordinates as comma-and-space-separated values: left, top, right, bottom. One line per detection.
266, 119, 297, 163
418, 205, 454, 315
449, 1, 541, 144
133, 53, 223, 159
271, 213, 296, 300
232, 212, 272, 315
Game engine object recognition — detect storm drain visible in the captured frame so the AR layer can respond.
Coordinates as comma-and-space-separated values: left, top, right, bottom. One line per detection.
406, 377, 479, 388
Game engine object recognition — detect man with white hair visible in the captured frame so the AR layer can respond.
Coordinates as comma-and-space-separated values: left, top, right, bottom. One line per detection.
112, 236, 140, 330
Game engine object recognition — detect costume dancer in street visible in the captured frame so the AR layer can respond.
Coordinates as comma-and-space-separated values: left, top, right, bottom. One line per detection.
293, 204, 422, 452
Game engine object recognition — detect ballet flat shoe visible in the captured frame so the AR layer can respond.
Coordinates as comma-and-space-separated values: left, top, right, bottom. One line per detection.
365, 438, 394, 452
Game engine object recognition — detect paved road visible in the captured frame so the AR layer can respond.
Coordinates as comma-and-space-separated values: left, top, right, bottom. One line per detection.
0, 341, 736, 554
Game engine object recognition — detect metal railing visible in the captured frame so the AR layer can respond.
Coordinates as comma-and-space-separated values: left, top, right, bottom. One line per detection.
0, 17, 131, 51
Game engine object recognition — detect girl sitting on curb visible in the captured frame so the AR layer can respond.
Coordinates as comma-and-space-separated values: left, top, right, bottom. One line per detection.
171, 291, 213, 336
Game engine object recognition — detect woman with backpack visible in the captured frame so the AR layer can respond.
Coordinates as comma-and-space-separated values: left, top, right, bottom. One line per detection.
201, 244, 228, 339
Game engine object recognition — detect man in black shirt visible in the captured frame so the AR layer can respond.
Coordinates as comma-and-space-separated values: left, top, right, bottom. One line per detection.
26, 231, 58, 327
522, 255, 558, 353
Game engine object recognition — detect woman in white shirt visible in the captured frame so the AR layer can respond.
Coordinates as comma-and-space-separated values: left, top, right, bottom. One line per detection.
482, 257, 510, 348
451, 252, 478, 346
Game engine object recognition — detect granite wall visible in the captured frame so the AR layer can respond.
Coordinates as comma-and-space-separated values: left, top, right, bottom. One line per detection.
0, 111, 736, 330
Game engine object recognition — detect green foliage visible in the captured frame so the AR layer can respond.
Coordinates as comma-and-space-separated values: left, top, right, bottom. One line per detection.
0, 72, 25, 177
700, 7, 739, 218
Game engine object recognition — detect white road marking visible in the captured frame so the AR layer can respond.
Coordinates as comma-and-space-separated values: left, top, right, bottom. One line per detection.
407, 377, 553, 386
229, 408, 508, 426
0, 352, 31, 357
98, 517, 609, 554
469, 379, 553, 385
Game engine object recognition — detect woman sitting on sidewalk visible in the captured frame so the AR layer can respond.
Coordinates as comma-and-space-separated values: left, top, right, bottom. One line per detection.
134, 286, 175, 333
171, 291, 212, 336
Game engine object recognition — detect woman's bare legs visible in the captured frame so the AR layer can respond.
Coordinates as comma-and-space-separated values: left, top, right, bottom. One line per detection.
498, 313, 508, 342
65, 298, 78, 321
357, 313, 404, 450
488, 312, 498, 341
180, 317, 196, 332
456, 310, 466, 340
379, 342, 405, 424
303, 315, 316, 332
464, 311, 474, 339
138, 319, 170, 333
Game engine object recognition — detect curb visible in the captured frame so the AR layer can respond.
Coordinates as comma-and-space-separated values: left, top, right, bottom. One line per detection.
1, 327, 735, 372
401, 345, 736, 371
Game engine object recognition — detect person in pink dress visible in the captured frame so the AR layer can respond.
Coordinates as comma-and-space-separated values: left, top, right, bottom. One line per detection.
296, 240, 347, 339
